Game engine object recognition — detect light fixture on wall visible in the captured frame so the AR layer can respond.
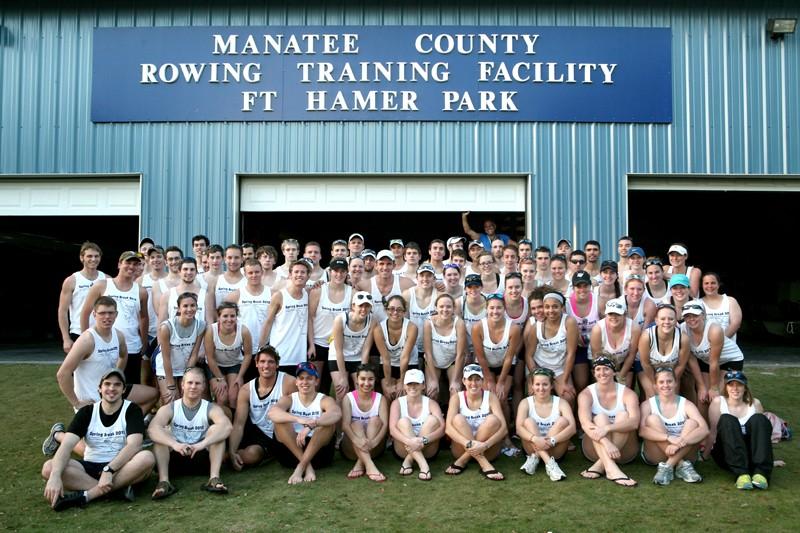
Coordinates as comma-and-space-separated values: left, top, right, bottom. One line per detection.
767, 18, 796, 40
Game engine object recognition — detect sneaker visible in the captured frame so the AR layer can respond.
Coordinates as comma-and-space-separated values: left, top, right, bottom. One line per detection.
118, 485, 135, 502
502, 445, 521, 457
53, 491, 87, 512
675, 460, 703, 483
751, 474, 769, 490
653, 462, 674, 486
142, 436, 153, 449
735, 474, 753, 490
42, 422, 64, 456
520, 454, 540, 475
545, 457, 566, 481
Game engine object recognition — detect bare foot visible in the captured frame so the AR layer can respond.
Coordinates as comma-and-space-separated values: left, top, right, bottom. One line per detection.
288, 466, 304, 485
303, 465, 317, 482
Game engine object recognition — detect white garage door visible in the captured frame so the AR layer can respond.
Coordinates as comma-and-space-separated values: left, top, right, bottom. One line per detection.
0, 177, 140, 216
239, 175, 527, 213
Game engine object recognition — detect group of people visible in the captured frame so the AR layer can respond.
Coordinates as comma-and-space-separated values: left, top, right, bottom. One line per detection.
41, 215, 775, 510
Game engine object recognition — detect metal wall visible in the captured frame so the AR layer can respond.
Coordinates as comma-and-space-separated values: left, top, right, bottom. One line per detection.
1, 1, 798, 252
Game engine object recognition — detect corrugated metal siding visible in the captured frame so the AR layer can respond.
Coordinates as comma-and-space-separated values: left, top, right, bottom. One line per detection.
1, 2, 798, 252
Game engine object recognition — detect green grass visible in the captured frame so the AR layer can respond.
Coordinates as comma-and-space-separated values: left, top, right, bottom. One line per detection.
1, 365, 798, 532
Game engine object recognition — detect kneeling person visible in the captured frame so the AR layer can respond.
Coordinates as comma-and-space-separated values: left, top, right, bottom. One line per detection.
148, 367, 233, 499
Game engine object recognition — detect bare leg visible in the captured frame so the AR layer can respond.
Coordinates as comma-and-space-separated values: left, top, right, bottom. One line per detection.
153, 443, 172, 483
225, 373, 239, 409
237, 445, 265, 467
447, 414, 477, 471
473, 415, 504, 479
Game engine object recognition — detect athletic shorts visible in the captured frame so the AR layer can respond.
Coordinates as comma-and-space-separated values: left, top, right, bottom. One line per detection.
327, 360, 361, 374
168, 449, 210, 476
77, 460, 106, 480
273, 434, 335, 469
388, 365, 419, 380
633, 357, 644, 374
310, 344, 329, 363
240, 419, 277, 454
69, 333, 80, 342
278, 364, 298, 377
697, 359, 743, 373
574, 346, 589, 365
219, 364, 242, 376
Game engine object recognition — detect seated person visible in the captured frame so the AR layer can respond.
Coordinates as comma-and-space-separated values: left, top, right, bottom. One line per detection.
341, 364, 389, 482
577, 357, 640, 487
269, 362, 342, 484
42, 369, 154, 511
148, 367, 233, 499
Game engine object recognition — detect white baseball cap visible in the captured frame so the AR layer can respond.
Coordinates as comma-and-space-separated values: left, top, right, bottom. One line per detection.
404, 369, 425, 384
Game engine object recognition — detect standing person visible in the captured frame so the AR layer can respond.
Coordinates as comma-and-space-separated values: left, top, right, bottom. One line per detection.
516, 368, 576, 480
443, 263, 464, 300
226, 259, 271, 355
577, 357, 640, 487
347, 255, 365, 288
705, 371, 773, 490
41, 369, 154, 511
503, 272, 528, 417
664, 243, 702, 298
81, 251, 148, 385
565, 271, 597, 396
397, 242, 422, 280
620, 246, 646, 284
158, 258, 206, 323
358, 250, 414, 323
204, 302, 252, 410
374, 295, 419, 400
457, 274, 487, 359
624, 275, 656, 330
260, 260, 311, 375
329, 292, 376, 401
256, 245, 279, 289
566, 250, 587, 281
138, 238, 155, 276
701, 272, 743, 342
490, 238, 506, 265
518, 238, 533, 261
302, 241, 326, 285
644, 257, 669, 304
666, 274, 692, 320
520, 258, 538, 300
534, 246, 552, 286
423, 294, 467, 399
274, 238, 300, 281
389, 239, 406, 273
595, 260, 622, 317
58, 241, 106, 354
556, 239, 573, 258
360, 251, 377, 281
308, 258, 352, 390
639, 367, 708, 485
150, 246, 184, 322
241, 243, 255, 263
590, 298, 640, 386
206, 244, 246, 313
153, 293, 206, 406
446, 236, 466, 259
475, 252, 500, 294
389, 370, 446, 481
461, 212, 511, 251
444, 364, 508, 480
148, 367, 233, 499
427, 239, 447, 281
200, 245, 224, 289
269, 363, 342, 484
340, 365, 389, 483
329, 239, 349, 260
500, 245, 520, 279
466, 240, 484, 275
403, 263, 438, 352
547, 255, 570, 295
616, 235, 633, 273
348, 233, 365, 258
584, 240, 602, 279
228, 346, 297, 471
139, 246, 167, 350
191, 235, 210, 273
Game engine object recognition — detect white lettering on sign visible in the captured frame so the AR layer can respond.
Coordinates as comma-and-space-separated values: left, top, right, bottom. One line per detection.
140, 63, 262, 84
442, 91, 518, 112
414, 33, 540, 55
306, 91, 419, 112
242, 91, 279, 112
212, 33, 360, 55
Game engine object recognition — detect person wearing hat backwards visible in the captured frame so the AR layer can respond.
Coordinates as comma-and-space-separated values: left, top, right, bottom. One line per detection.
457, 274, 487, 360
444, 364, 508, 480
704, 370, 773, 490
577, 357, 640, 487
42, 369, 155, 511
357, 250, 415, 323
269, 362, 342, 484
389, 239, 406, 274
403, 263, 439, 353
360, 249, 377, 281
664, 243, 702, 299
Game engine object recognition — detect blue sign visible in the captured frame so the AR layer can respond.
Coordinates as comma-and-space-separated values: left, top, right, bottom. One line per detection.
92, 26, 672, 123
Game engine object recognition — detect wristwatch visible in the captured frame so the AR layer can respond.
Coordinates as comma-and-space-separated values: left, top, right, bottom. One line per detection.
466, 440, 473, 449
102, 464, 116, 474
548, 437, 557, 447
422, 436, 429, 445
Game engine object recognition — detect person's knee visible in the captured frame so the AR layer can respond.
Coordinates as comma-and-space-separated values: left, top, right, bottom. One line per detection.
683, 418, 699, 432
482, 414, 501, 431
138, 450, 156, 469
594, 413, 610, 426
748, 413, 771, 430
396, 418, 412, 432
718, 413, 740, 430
41, 460, 53, 479
645, 414, 663, 429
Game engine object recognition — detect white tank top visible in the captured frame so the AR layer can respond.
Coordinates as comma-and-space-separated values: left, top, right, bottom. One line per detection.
140, 273, 160, 337
211, 322, 243, 367
703, 294, 736, 343
504, 298, 529, 328
154, 318, 202, 377
290, 392, 324, 435
649, 396, 687, 437
103, 279, 142, 353
595, 317, 633, 368
238, 285, 271, 353
74, 328, 120, 403
312, 284, 352, 347
480, 318, 512, 368
369, 276, 402, 323
328, 313, 372, 363
719, 396, 757, 434
398, 396, 430, 435
459, 390, 491, 431
170, 399, 210, 444
647, 326, 681, 367
526, 396, 561, 435
682, 321, 743, 365
215, 273, 246, 308
248, 373, 285, 438
589, 382, 627, 423
408, 289, 437, 351
380, 318, 419, 367
270, 289, 309, 366
535, 315, 568, 376
167, 286, 207, 322
461, 298, 487, 353
567, 292, 599, 346
429, 317, 459, 369
347, 391, 383, 426
625, 296, 647, 329
69, 271, 106, 335
84, 400, 131, 463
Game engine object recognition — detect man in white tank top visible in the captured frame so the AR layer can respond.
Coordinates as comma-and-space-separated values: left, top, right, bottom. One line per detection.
41, 369, 155, 511
357, 250, 415, 322
191, 234, 209, 274
269, 362, 342, 484
81, 251, 149, 386
158, 258, 206, 323
148, 367, 233, 498
58, 241, 107, 354
226, 259, 271, 354
205, 244, 246, 317
261, 260, 312, 372
274, 238, 300, 280
150, 246, 183, 322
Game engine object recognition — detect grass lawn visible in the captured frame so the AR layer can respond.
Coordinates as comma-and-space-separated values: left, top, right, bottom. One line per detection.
1, 364, 798, 532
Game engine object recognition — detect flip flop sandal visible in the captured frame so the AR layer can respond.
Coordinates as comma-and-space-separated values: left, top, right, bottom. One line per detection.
367, 473, 386, 483
399, 465, 414, 476
347, 469, 366, 480
481, 469, 505, 481
418, 471, 432, 481
152, 480, 178, 500
202, 477, 228, 494
445, 463, 467, 475
608, 476, 638, 488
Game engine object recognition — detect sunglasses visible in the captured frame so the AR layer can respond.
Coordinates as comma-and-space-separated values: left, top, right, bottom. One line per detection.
354, 293, 373, 303
645, 259, 663, 267
570, 259, 586, 265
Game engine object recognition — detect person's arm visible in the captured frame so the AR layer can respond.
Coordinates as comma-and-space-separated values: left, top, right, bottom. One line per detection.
643, 299, 657, 327
576, 389, 595, 430
307, 287, 321, 358
360, 320, 376, 364
514, 395, 532, 440
43, 432, 82, 507
479, 393, 509, 449
726, 296, 742, 338
57, 275, 77, 353
204, 326, 227, 400
192, 404, 233, 453
618, 325, 641, 381
137, 286, 149, 350
707, 324, 725, 398
524, 321, 539, 373
259, 294, 282, 347
315, 396, 342, 427
461, 212, 481, 241
340, 394, 358, 441
471, 322, 494, 389
636, 400, 662, 441
373, 324, 393, 389
268, 395, 299, 424
116, 331, 128, 371
186, 322, 206, 369
56, 333, 94, 409
146, 403, 179, 448
444, 393, 470, 446
689, 267, 702, 299
610, 389, 641, 433
398, 322, 418, 385
589, 324, 603, 362
496, 326, 521, 399
753, 398, 764, 414
561, 318, 578, 391
156, 323, 176, 401
425, 400, 447, 442
553, 398, 578, 444
205, 278, 218, 324
398, 277, 417, 291
237, 327, 253, 386
79, 282, 104, 332
228, 383, 251, 470
224, 289, 240, 304
422, 321, 438, 397
452, 320, 468, 392
703, 397, 721, 458
637, 331, 655, 396
388, 399, 409, 445
157, 290, 170, 324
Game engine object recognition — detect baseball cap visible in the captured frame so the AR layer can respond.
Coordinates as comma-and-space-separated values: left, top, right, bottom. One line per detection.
557, 239, 572, 248
447, 236, 466, 247
628, 246, 645, 258
119, 251, 144, 263
519, 238, 532, 245
605, 298, 626, 315
331, 239, 347, 246
329, 258, 348, 271
376, 249, 394, 262
463, 364, 484, 379
99, 368, 126, 386
389, 239, 404, 247
404, 369, 425, 384
572, 271, 592, 286
592, 356, 617, 371
724, 370, 747, 385
360, 249, 377, 259
668, 274, 690, 289
348, 233, 364, 242
352, 291, 374, 307
138, 237, 155, 248
600, 260, 618, 273
682, 300, 705, 317
464, 274, 482, 287
468, 240, 483, 249
668, 244, 688, 256
296, 362, 319, 378
417, 263, 435, 275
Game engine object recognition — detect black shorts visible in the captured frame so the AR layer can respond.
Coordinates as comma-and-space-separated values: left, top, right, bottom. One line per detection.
310, 344, 329, 363
168, 449, 210, 476
69, 333, 80, 342
273, 434, 335, 470
574, 346, 589, 365
488, 365, 504, 377
278, 364, 298, 377
697, 359, 744, 373
327, 360, 361, 374
77, 460, 106, 480
388, 365, 418, 380
240, 419, 278, 454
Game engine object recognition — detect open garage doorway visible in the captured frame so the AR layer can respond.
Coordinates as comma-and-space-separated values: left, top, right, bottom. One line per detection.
628, 187, 800, 346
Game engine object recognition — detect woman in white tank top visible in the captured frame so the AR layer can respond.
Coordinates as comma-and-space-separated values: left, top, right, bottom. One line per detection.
328, 291, 376, 402
624, 275, 656, 330
637, 304, 693, 399
639, 367, 708, 484
423, 294, 467, 399
204, 302, 252, 410
308, 263, 352, 365
590, 297, 641, 387
515, 368, 576, 480
404, 264, 438, 352
374, 295, 418, 401
644, 258, 669, 304
389, 369, 446, 481
701, 272, 742, 343
340, 365, 389, 483
665, 243, 701, 298
457, 275, 487, 360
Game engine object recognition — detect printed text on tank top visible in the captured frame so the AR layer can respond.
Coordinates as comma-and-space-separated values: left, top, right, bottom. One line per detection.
527, 395, 560, 434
